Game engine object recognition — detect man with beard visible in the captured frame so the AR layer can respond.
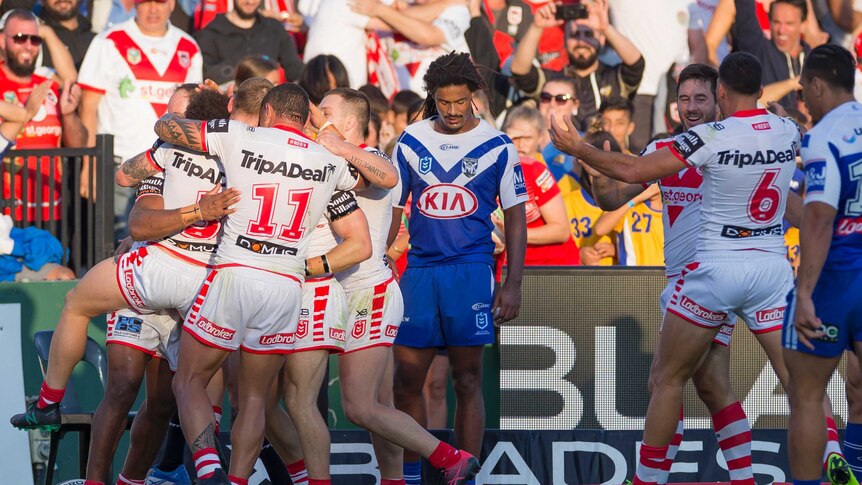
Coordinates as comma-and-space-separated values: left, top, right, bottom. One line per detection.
193, 0, 302, 85
0, 9, 87, 222
38, 0, 96, 69
509, 0, 644, 130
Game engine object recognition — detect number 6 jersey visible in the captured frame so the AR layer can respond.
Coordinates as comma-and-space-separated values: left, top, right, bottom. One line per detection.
668, 109, 801, 255
201, 119, 359, 278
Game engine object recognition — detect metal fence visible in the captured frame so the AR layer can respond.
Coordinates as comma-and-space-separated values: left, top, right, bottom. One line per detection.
0, 135, 115, 276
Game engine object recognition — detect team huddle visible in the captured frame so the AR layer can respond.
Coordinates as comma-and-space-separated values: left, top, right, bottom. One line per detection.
5, 38, 862, 485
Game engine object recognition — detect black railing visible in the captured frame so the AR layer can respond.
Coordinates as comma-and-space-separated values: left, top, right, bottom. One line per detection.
0, 135, 115, 276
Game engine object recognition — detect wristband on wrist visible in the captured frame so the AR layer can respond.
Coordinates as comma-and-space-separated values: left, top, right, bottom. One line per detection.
627, 200, 635, 208
321, 254, 331, 274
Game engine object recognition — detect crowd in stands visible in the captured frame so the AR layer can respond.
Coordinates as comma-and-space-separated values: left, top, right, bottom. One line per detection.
2, 0, 862, 269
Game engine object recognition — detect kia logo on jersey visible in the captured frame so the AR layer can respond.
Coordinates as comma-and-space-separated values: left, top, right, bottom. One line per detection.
417, 184, 478, 219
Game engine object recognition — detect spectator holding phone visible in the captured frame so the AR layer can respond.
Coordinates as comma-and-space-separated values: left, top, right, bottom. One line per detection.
510, 0, 644, 127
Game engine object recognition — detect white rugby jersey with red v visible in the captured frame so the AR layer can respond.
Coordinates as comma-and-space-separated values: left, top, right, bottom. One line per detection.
642, 138, 704, 279
115, 143, 225, 318
668, 109, 801, 254
394, 118, 527, 267
664, 109, 800, 331
146, 141, 225, 263
200, 119, 359, 276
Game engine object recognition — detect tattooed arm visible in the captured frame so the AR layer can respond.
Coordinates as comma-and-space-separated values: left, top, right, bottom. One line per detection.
317, 131, 398, 189
154, 114, 205, 152
116, 150, 159, 187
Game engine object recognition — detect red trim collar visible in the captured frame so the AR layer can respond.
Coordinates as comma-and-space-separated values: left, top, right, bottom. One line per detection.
272, 123, 312, 140
730, 108, 768, 118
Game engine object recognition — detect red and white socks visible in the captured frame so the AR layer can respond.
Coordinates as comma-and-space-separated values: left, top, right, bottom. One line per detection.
380, 480, 407, 485
115, 474, 144, 485
633, 443, 669, 485
712, 402, 754, 485
656, 409, 685, 484
427, 442, 461, 469
228, 476, 247, 485
287, 459, 309, 484
213, 405, 222, 434
824, 416, 845, 465
37, 382, 64, 409
193, 447, 222, 479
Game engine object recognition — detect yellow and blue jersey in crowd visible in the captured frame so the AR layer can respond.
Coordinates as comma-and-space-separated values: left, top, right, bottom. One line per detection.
616, 200, 665, 266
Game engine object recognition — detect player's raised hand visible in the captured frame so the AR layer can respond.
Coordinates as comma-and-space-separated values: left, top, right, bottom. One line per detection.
548, 113, 584, 156
308, 102, 326, 130
199, 185, 241, 220
793, 293, 824, 351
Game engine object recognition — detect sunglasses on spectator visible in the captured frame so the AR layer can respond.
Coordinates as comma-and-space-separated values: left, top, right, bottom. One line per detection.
540, 93, 575, 105
569, 30, 595, 40
8, 33, 43, 46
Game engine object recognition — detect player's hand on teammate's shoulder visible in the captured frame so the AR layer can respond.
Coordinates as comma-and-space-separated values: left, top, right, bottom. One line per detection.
793, 293, 825, 351
199, 185, 241, 221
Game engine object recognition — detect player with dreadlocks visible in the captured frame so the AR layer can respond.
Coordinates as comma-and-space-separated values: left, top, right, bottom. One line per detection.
389, 51, 528, 485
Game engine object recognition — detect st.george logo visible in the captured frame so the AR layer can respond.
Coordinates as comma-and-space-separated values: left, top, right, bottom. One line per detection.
419, 156, 433, 175
462, 157, 478, 177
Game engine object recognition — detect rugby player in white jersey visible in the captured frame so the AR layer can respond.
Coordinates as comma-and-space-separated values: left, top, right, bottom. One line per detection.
783, 44, 862, 485
550, 52, 801, 484
83, 87, 232, 485
8, 88, 239, 448
152, 83, 369, 484
585, 61, 854, 484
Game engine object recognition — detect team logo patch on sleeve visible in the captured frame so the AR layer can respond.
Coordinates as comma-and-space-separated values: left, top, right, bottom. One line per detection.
672, 131, 706, 159
513, 163, 527, 196
206, 119, 229, 133
804, 160, 827, 193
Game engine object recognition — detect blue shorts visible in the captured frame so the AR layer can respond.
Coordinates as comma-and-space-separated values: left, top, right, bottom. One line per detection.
783, 269, 862, 357
395, 263, 496, 348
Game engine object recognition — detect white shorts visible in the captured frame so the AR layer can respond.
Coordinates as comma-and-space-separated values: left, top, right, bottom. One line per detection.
659, 278, 735, 346
294, 276, 348, 353
106, 309, 180, 369
116, 244, 210, 317
344, 276, 404, 353
667, 252, 793, 335
183, 265, 302, 353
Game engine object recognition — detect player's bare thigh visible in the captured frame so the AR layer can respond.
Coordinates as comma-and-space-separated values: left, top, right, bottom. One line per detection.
64, 257, 128, 317
651, 311, 721, 386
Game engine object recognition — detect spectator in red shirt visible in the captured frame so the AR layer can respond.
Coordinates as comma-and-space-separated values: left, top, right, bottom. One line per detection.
502, 105, 580, 266
0, 9, 86, 222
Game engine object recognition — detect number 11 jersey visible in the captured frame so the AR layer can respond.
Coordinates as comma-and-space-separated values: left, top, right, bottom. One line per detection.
201, 119, 359, 278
